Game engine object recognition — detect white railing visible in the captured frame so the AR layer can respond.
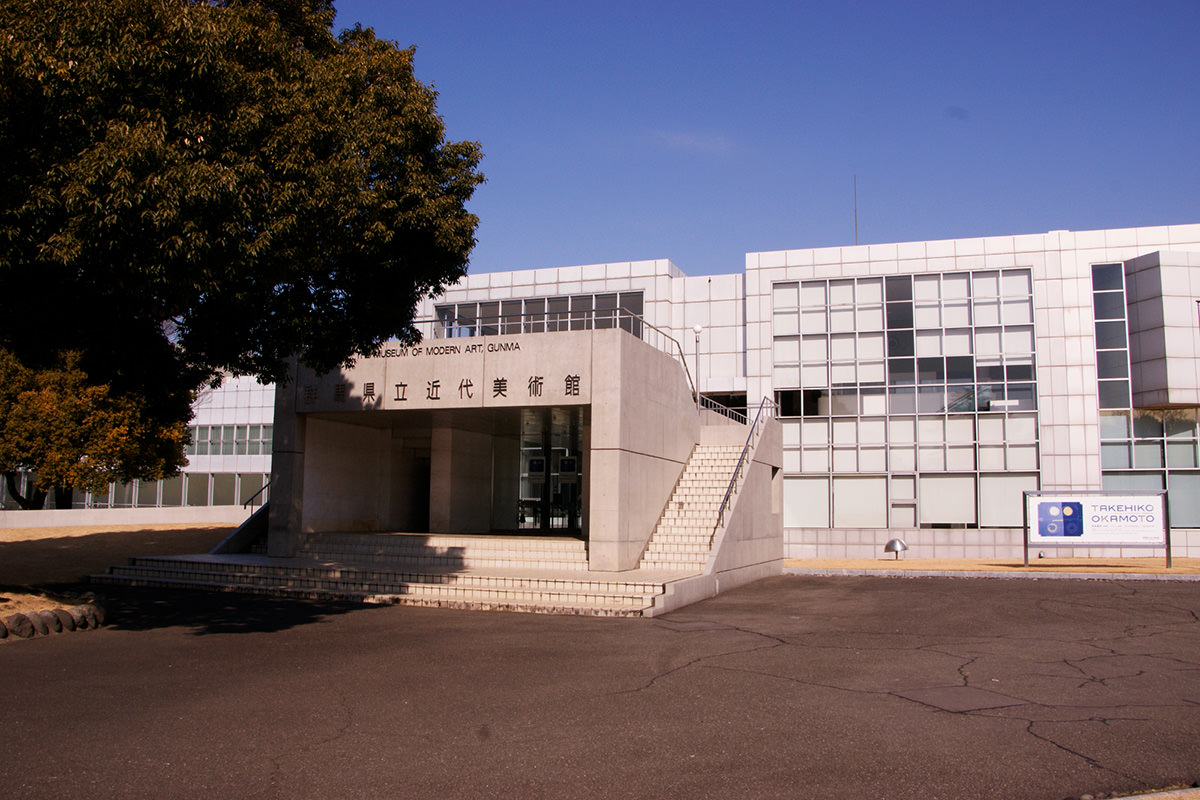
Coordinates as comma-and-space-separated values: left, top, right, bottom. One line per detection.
409, 308, 698, 405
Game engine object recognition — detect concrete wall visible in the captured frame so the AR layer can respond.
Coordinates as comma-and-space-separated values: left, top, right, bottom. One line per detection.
0, 505, 251, 529
429, 425, 494, 533
711, 417, 784, 576
588, 329, 700, 570
268, 327, 701, 570
1126, 251, 1200, 407
301, 417, 391, 532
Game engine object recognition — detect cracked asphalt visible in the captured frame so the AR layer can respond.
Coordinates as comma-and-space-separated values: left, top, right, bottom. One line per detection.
3, 575, 1199, 800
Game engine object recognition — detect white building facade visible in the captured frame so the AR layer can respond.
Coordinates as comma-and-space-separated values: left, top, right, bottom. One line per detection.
417, 223, 1200, 559
8, 222, 1200, 563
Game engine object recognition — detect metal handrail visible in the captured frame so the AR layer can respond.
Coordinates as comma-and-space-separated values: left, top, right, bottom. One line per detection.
699, 396, 748, 425
242, 481, 271, 510
711, 396, 778, 544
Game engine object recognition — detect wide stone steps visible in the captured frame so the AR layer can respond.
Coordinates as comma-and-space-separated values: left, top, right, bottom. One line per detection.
639, 442, 744, 572
94, 558, 660, 615
94, 533, 688, 617
291, 532, 591, 571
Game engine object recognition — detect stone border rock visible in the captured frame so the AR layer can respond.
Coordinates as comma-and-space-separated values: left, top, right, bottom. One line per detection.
0, 602, 105, 642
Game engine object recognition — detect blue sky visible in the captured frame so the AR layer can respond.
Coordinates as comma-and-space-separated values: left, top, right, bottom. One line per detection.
334, 1, 1200, 276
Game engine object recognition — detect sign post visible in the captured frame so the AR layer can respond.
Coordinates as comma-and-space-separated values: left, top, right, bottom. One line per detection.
1023, 491, 1171, 568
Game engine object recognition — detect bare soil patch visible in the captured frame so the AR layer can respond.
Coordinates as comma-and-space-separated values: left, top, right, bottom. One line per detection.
0, 523, 234, 617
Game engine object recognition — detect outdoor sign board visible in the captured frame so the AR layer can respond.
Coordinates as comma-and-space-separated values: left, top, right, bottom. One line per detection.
1022, 491, 1170, 567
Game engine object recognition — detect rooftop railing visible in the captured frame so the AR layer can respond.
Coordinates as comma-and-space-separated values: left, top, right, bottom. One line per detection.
409, 308, 697, 403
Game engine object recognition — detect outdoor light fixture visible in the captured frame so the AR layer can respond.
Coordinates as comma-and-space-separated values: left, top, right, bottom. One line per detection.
883, 538, 908, 560
693, 324, 703, 412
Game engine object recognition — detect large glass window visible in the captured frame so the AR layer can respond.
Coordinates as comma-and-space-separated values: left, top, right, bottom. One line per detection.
1091, 264, 1131, 409
775, 269, 1039, 527
436, 291, 645, 338
1101, 409, 1200, 526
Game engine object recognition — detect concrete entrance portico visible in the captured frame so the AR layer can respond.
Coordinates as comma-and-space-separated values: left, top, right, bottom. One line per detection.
269, 328, 702, 572
288, 404, 587, 537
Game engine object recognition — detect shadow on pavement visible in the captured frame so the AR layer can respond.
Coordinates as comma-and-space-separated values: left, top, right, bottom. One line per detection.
0, 526, 233, 586
85, 584, 380, 636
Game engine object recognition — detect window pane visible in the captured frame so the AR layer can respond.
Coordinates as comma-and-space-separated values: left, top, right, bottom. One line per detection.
524, 298, 546, 332
1006, 363, 1034, 381
889, 388, 916, 414
887, 330, 914, 356
885, 275, 912, 301
829, 389, 857, 415
833, 476, 888, 527
784, 477, 828, 527
1168, 441, 1196, 468
888, 358, 915, 385
1097, 350, 1128, 379
569, 295, 592, 331
1092, 292, 1126, 321
917, 386, 945, 413
886, 301, 913, 329
592, 294, 617, 329
919, 474, 977, 525
979, 473, 1038, 527
1091, 263, 1124, 291
917, 357, 944, 384
477, 301, 499, 335
1101, 442, 1131, 468
501, 299, 523, 333
160, 476, 183, 507
1094, 321, 1127, 350
1097, 380, 1130, 409
1133, 412, 1164, 438
212, 473, 236, 505
186, 474, 209, 506
1100, 412, 1130, 440
618, 291, 643, 318
1168, 473, 1200, 526
1101, 472, 1163, 492
1166, 411, 1198, 439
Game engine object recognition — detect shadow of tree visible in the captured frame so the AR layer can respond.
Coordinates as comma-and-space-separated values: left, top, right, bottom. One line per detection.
0, 526, 234, 586
91, 584, 382, 636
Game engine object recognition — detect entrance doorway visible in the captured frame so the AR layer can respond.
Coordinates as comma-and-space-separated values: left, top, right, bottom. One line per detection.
518, 408, 584, 535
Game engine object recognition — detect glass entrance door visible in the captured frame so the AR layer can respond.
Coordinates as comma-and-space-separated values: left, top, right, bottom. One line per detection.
518, 408, 584, 534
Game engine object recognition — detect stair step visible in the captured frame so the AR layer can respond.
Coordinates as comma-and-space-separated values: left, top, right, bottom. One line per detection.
99, 566, 656, 607
92, 574, 652, 617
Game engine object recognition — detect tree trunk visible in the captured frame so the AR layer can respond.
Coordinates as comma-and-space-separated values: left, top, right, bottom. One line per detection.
4, 471, 47, 510
53, 486, 74, 510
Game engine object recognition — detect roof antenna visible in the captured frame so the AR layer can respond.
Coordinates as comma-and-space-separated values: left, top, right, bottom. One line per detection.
853, 172, 859, 246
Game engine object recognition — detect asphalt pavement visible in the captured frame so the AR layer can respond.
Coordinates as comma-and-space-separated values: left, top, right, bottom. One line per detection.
2, 574, 1199, 800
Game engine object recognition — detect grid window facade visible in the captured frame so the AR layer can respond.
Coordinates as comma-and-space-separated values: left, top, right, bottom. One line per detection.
1092, 263, 1133, 409
186, 424, 274, 457
73, 472, 271, 509
436, 292, 644, 338
1093, 263, 1200, 526
774, 268, 1040, 528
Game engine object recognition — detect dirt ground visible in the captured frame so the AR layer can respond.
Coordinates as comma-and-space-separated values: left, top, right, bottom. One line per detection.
0, 524, 234, 617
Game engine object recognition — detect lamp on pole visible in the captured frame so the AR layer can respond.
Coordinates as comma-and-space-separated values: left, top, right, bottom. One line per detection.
693, 324, 703, 412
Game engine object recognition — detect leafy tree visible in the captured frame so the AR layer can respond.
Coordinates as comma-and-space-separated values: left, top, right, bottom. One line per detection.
0, 349, 188, 509
0, 0, 483, 491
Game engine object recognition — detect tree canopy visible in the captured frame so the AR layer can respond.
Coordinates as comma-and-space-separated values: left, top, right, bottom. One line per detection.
0, 349, 188, 508
0, 0, 483, 502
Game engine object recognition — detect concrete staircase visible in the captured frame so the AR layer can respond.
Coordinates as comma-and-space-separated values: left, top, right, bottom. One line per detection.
639, 443, 745, 572
93, 532, 687, 617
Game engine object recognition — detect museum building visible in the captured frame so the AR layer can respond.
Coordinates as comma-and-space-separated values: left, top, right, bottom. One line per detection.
10, 223, 1200, 580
